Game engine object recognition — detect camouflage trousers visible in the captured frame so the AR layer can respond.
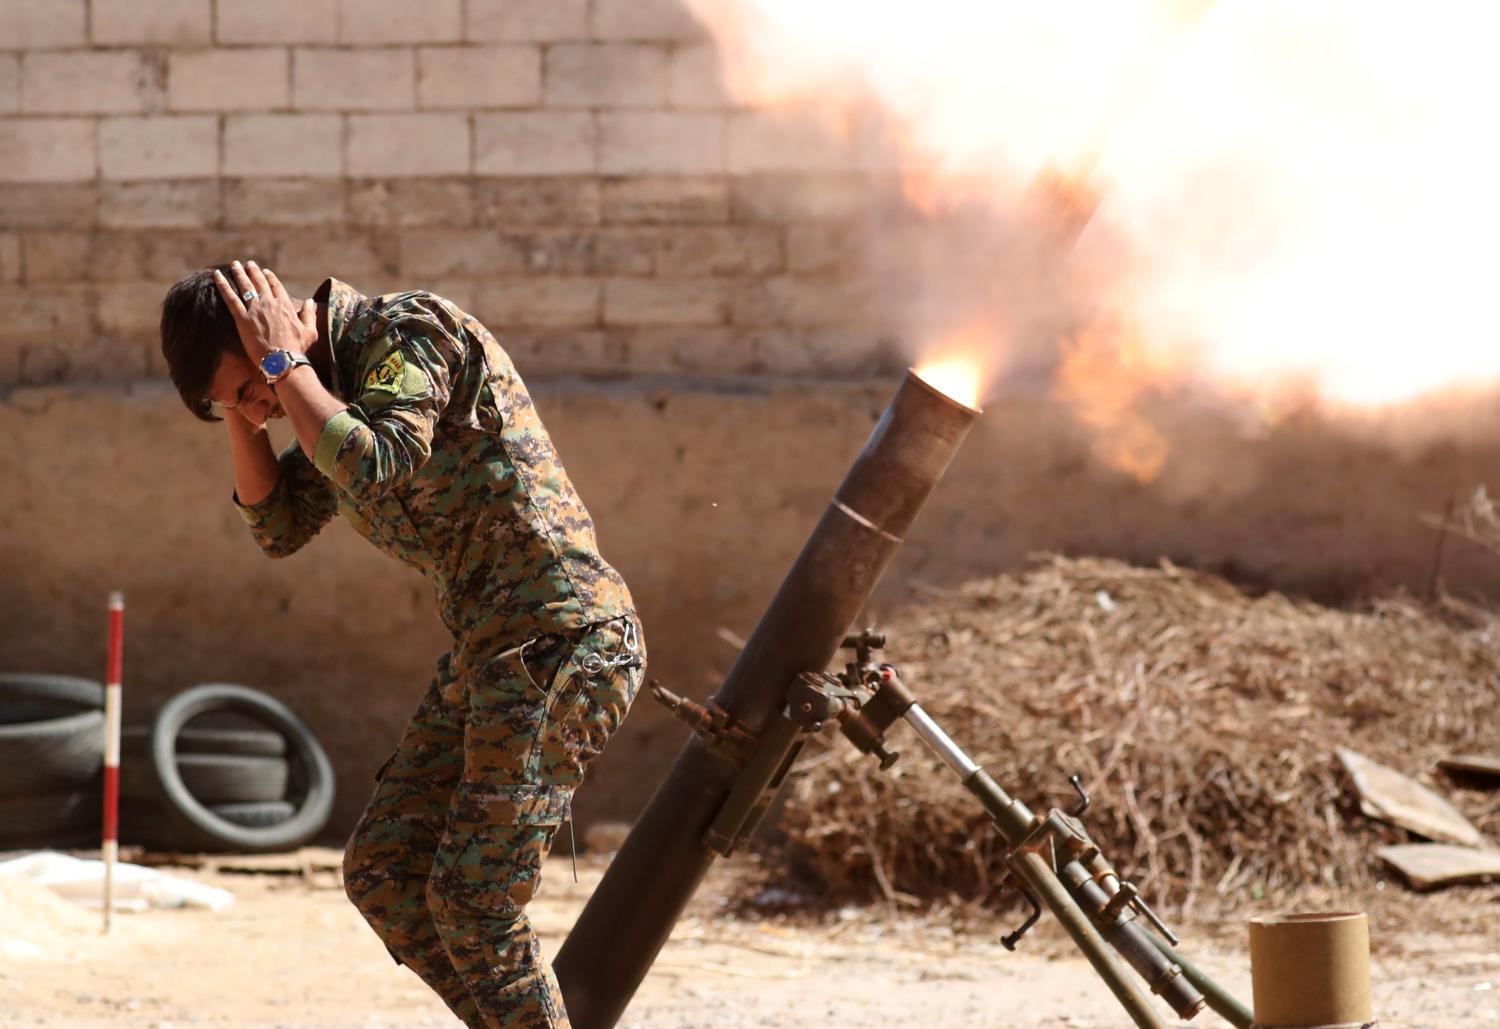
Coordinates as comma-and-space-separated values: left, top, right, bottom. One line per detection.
343, 614, 644, 1028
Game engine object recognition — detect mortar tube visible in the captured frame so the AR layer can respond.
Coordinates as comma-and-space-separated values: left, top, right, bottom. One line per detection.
554, 371, 980, 1029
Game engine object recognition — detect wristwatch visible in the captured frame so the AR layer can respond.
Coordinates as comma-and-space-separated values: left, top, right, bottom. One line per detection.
259, 349, 312, 386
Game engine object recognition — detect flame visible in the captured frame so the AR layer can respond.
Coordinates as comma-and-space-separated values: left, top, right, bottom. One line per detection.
687, 0, 1500, 480
915, 357, 984, 410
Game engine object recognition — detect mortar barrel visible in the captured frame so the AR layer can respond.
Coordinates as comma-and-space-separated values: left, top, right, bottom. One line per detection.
1248, 912, 1372, 1028
555, 370, 980, 1028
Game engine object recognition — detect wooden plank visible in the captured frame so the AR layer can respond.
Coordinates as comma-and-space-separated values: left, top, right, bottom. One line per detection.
1378, 844, 1500, 890
1336, 748, 1484, 847
207, 847, 344, 875
1439, 754, 1500, 781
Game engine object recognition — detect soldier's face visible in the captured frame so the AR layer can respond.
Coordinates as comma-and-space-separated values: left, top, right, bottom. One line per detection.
207, 352, 284, 426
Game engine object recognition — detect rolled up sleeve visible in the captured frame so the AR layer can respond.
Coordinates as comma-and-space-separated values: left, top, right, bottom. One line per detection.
234, 444, 339, 558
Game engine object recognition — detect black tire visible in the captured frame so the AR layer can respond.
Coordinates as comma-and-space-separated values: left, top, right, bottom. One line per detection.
175, 753, 289, 804
0, 674, 106, 795
211, 801, 296, 828
0, 673, 104, 711
121, 729, 290, 803
122, 724, 287, 758
147, 684, 334, 853
176, 727, 287, 757
0, 785, 102, 849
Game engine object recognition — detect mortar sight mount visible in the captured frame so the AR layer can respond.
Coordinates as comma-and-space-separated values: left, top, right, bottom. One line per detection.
651, 630, 1255, 1029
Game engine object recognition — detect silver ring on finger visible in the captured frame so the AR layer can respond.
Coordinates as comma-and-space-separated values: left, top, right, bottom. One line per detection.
241, 288, 259, 304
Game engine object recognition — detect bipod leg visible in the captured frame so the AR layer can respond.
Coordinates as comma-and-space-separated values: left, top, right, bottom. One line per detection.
1146, 930, 1253, 1029
1011, 848, 1169, 1028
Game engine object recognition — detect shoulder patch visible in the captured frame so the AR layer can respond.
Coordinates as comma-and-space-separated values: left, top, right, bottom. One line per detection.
364, 351, 404, 395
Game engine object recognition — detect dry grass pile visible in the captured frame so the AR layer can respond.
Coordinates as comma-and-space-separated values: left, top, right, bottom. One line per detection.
778, 555, 1500, 914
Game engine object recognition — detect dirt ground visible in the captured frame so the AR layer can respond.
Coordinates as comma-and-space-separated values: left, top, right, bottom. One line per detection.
2, 848, 1496, 1029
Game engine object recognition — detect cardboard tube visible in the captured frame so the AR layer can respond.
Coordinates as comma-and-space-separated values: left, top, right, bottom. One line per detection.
1248, 912, 1372, 1027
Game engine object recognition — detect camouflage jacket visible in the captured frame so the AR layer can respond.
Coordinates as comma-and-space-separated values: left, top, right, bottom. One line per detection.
235, 279, 632, 672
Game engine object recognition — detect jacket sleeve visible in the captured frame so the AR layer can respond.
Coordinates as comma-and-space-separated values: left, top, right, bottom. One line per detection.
310, 320, 459, 503
233, 443, 340, 559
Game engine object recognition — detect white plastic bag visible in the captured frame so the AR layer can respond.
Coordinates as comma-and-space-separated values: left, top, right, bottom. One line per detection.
0, 850, 234, 912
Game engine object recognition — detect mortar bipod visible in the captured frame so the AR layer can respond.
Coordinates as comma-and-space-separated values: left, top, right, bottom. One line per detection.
788, 636, 1255, 1029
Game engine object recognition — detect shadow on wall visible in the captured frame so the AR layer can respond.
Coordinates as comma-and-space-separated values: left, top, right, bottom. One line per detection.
3, 376, 1500, 837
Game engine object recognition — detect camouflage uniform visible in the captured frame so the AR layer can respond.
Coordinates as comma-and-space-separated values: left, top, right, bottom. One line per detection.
235, 279, 640, 1027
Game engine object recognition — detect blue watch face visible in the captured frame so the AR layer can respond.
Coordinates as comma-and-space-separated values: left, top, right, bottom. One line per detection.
261, 351, 290, 377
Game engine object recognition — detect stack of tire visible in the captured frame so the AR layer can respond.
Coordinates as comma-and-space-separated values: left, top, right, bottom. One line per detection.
0, 674, 108, 850
121, 684, 335, 854
0, 676, 335, 855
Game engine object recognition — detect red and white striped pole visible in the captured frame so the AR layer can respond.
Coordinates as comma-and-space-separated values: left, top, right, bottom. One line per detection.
102, 591, 124, 933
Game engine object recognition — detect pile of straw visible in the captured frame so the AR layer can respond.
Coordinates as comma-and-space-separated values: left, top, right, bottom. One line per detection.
777, 556, 1500, 913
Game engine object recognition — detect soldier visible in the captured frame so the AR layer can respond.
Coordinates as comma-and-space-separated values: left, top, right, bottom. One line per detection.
158, 259, 642, 1028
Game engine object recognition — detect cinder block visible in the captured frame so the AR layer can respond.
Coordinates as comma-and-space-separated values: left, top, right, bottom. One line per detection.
747, 326, 898, 376
474, 112, 594, 175
0, 285, 94, 345
601, 175, 728, 224
168, 48, 289, 112
0, 233, 19, 282
475, 278, 600, 328
293, 48, 414, 111
669, 45, 734, 110
731, 172, 898, 222
592, 0, 706, 42
20, 232, 91, 282
0, 55, 19, 114
467, 0, 587, 42
398, 229, 521, 278
786, 222, 864, 274
588, 228, 656, 276
0, 119, 96, 182
92, 0, 211, 45
728, 111, 856, 174
0, 1, 87, 49
417, 45, 540, 109
347, 113, 470, 177
101, 116, 218, 181
546, 44, 669, 108
653, 225, 783, 277
273, 228, 398, 280
625, 327, 757, 374
102, 181, 222, 229
224, 114, 343, 177
732, 276, 883, 327
97, 281, 173, 340
349, 179, 474, 226
21, 51, 147, 115
604, 277, 730, 326
23, 336, 150, 385
599, 112, 723, 175
494, 329, 622, 374
224, 178, 346, 227
338, 0, 461, 43
0, 183, 98, 228
503, 230, 594, 275
475, 177, 600, 226
101, 230, 277, 281
215, 0, 336, 44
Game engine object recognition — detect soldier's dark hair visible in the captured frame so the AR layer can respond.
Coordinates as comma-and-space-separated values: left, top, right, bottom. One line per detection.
159, 263, 243, 422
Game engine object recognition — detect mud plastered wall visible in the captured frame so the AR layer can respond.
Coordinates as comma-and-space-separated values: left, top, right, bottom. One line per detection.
4, 1, 1500, 837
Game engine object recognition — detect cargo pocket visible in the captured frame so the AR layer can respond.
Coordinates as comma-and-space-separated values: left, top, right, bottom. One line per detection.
431, 783, 570, 920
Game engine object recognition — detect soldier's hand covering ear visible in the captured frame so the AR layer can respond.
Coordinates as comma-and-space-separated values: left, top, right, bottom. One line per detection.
215, 260, 317, 362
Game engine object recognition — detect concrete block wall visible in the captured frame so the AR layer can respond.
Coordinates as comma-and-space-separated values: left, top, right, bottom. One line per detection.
0, 0, 903, 388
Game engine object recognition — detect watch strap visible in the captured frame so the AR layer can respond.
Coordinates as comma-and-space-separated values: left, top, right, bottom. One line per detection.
261, 349, 312, 385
